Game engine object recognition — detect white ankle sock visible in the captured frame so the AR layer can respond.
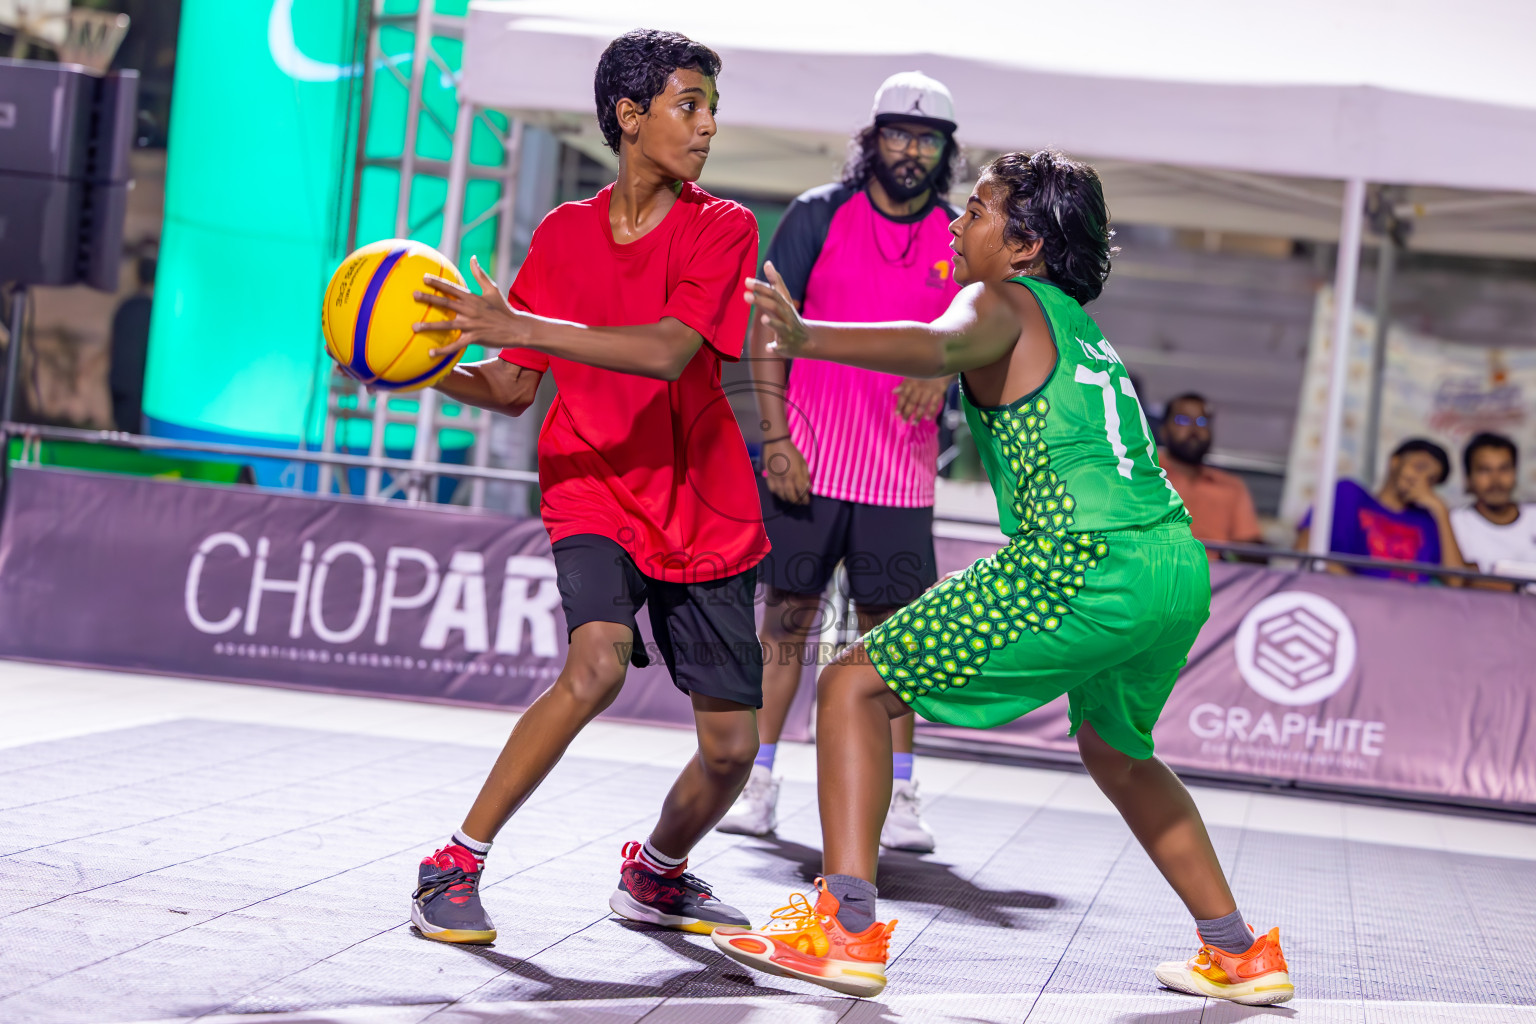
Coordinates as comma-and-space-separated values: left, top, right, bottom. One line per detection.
451, 829, 492, 868
635, 838, 686, 876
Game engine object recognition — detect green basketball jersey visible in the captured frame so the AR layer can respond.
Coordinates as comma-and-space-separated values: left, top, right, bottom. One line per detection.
962, 276, 1189, 538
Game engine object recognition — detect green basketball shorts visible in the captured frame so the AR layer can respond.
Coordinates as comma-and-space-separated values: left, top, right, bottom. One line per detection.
864, 521, 1211, 759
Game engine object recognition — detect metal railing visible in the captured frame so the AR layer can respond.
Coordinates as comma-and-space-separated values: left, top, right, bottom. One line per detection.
3, 422, 1532, 591
1202, 540, 1536, 590
2, 421, 538, 490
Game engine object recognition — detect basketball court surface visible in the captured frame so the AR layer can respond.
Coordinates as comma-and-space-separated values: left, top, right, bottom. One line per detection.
2, 661, 1533, 1023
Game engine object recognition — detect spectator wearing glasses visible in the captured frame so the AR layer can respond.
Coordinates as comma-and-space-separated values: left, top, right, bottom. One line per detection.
1450, 433, 1536, 588
721, 71, 966, 852
1297, 438, 1472, 583
1157, 393, 1262, 548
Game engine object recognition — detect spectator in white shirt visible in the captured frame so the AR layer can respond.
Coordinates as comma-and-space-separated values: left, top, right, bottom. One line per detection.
1449, 432, 1536, 589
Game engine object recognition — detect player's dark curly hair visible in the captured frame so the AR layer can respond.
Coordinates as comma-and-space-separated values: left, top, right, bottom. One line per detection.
840, 123, 963, 199
982, 151, 1116, 305
594, 29, 722, 154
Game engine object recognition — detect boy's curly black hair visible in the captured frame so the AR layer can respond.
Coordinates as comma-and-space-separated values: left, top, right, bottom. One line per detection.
594, 29, 722, 154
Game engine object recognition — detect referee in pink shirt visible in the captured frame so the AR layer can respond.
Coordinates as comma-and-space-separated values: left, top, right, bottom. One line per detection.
718, 72, 962, 851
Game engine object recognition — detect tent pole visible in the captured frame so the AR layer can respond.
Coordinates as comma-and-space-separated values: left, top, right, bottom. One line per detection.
1309, 178, 1368, 559
1361, 232, 1398, 486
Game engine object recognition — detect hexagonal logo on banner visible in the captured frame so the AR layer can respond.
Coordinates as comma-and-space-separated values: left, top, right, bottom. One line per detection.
1234, 591, 1357, 706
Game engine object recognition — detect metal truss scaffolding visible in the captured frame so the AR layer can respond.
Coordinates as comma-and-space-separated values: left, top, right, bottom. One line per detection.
319, 0, 525, 506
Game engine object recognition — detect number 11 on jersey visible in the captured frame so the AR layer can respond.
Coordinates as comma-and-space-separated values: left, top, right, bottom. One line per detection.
1074, 364, 1179, 501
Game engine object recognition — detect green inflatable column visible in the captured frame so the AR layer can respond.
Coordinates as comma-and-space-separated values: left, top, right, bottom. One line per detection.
144, 0, 357, 483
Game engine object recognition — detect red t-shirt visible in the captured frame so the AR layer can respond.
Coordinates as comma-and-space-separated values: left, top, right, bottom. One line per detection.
500, 182, 768, 584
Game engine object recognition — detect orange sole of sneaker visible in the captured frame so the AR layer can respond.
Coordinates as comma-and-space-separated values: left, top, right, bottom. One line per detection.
417, 929, 497, 945
410, 907, 496, 945
711, 929, 888, 998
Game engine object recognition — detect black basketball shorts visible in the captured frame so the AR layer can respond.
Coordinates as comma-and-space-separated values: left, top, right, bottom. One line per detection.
550, 534, 763, 708
757, 476, 938, 609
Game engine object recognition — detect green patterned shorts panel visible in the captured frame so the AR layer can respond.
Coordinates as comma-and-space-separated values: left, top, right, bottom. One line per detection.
863, 523, 1210, 757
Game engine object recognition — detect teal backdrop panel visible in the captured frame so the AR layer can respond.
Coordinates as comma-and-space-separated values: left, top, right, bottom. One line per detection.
146, 0, 503, 473
145, 0, 359, 449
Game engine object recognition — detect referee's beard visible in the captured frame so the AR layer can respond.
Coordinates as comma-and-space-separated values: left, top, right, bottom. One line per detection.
873, 156, 933, 203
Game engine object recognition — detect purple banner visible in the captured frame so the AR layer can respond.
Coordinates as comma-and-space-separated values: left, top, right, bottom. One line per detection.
0, 467, 696, 727
0, 468, 1532, 808
922, 538, 1536, 809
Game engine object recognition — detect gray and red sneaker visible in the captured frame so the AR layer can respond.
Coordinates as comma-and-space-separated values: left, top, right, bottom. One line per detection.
411, 843, 496, 944
607, 841, 750, 934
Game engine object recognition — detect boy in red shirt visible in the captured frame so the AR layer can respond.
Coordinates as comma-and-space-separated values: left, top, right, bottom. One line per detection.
403, 29, 767, 944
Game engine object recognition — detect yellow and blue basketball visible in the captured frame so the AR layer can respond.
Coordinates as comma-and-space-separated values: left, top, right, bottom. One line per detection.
321, 239, 467, 391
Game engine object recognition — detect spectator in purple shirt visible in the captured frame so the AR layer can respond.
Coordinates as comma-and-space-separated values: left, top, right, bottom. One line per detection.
1296, 438, 1471, 583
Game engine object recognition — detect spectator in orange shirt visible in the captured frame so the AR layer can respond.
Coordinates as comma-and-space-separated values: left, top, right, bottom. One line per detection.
1157, 393, 1263, 546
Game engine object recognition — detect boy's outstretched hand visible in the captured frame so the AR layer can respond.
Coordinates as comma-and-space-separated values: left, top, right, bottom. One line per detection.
413, 255, 530, 358
746, 261, 809, 357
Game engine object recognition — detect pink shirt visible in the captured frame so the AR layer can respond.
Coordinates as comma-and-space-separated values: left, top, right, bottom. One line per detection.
771, 185, 960, 507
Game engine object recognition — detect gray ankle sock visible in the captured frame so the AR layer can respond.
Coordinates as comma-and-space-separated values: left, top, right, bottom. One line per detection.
825, 874, 877, 934
1196, 910, 1252, 954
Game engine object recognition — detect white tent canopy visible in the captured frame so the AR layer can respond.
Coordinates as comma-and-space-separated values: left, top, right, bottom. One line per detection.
462, 0, 1536, 259
452, 0, 1536, 557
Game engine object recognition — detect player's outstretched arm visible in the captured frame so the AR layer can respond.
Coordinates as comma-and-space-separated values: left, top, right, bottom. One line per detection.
434, 358, 542, 418
414, 257, 703, 381
513, 317, 703, 380
749, 262, 1021, 378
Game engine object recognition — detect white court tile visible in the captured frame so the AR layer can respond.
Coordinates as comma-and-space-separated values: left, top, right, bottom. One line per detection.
566, 719, 705, 766
1435, 813, 1536, 862
895, 750, 982, 796
755, 732, 985, 795
117, 997, 856, 1024
1041, 772, 1119, 815
1343, 803, 1448, 852
117, 1009, 434, 1024
1016, 992, 1209, 1023
1027, 768, 1252, 826
94, 995, 1536, 1024
2, 657, 1531, 865
6, 690, 1536, 1024
1022, 995, 1536, 1024
1184, 784, 1253, 831
1245, 791, 1348, 840
1355, 1001, 1536, 1023
766, 736, 819, 782
0, 699, 191, 749
946, 763, 1073, 807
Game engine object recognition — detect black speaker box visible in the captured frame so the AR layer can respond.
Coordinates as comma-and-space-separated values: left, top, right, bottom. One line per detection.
0, 58, 139, 291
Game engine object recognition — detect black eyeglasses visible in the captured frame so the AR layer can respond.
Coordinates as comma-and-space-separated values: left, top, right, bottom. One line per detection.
1170, 414, 1210, 428
878, 126, 947, 156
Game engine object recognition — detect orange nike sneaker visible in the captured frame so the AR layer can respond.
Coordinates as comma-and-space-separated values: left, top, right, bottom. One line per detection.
711, 878, 896, 998
1154, 926, 1294, 1005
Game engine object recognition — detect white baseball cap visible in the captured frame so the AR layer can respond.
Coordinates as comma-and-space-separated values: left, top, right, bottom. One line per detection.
871, 71, 957, 133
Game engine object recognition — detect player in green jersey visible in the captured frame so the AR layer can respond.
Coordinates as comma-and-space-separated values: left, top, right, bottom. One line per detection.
711, 151, 1293, 1005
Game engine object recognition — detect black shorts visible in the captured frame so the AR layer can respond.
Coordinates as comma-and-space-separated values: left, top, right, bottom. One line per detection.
757, 476, 938, 609
550, 534, 763, 708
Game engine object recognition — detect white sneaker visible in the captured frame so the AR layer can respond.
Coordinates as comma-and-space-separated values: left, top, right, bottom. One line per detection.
716, 763, 779, 836
881, 778, 936, 853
